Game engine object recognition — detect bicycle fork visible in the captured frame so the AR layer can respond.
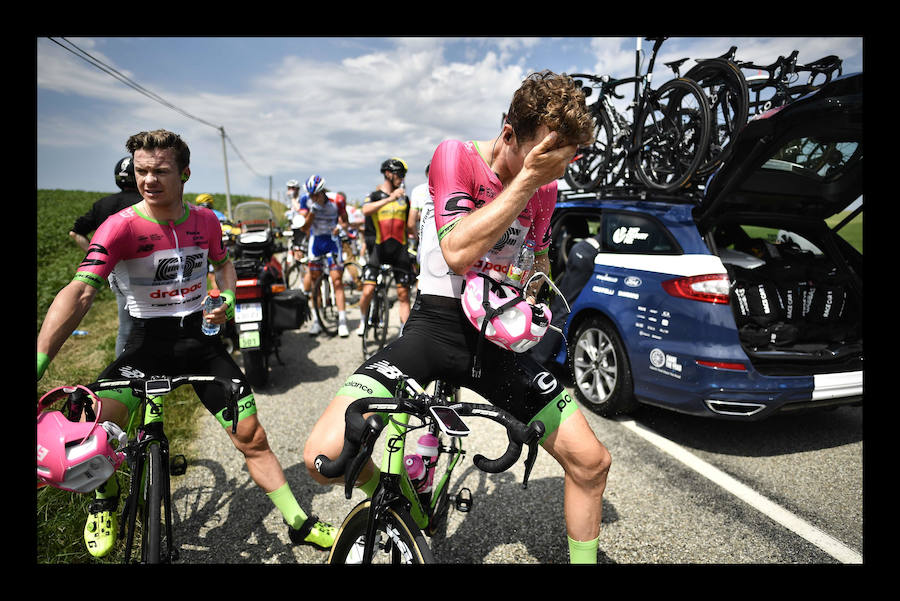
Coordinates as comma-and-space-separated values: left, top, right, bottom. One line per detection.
121, 398, 185, 563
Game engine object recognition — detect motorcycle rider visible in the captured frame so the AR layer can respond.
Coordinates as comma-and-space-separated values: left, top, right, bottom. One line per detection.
68, 157, 143, 357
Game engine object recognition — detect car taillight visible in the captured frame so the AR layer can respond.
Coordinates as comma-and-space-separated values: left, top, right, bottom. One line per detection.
236, 279, 263, 300
662, 274, 730, 304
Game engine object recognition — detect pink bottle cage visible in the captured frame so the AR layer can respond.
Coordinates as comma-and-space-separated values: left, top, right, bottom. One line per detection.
36, 385, 126, 494
461, 271, 551, 377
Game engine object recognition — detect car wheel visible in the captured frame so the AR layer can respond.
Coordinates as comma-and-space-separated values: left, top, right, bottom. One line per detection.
568, 315, 637, 416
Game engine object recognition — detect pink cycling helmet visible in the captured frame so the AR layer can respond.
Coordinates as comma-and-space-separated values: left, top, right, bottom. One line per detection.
36, 386, 126, 494
460, 271, 551, 354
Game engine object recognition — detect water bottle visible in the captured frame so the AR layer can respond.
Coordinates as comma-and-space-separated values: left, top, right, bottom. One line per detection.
505, 239, 536, 289
201, 289, 224, 336
416, 433, 440, 493
404, 454, 427, 492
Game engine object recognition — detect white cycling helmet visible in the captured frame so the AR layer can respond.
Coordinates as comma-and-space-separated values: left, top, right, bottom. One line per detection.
286, 179, 300, 188
36, 386, 126, 494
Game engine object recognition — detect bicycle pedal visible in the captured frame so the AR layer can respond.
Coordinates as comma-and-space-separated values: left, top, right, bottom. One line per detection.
450, 487, 473, 513
170, 454, 187, 476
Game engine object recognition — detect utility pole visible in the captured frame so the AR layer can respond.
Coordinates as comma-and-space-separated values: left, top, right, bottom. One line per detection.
219, 126, 233, 220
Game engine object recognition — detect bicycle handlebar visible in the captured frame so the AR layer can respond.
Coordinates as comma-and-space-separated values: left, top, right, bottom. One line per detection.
314, 394, 545, 499
81, 375, 248, 434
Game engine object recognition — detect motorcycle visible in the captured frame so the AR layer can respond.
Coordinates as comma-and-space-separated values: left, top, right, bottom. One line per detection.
228, 201, 309, 387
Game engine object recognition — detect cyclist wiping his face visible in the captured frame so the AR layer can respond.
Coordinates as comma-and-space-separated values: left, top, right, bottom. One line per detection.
304, 71, 611, 564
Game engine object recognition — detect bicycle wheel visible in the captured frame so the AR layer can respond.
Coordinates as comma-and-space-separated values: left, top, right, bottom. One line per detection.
634, 78, 711, 192
284, 259, 306, 290
564, 106, 615, 192
361, 288, 389, 359
312, 271, 339, 336
329, 499, 434, 564
685, 58, 749, 176
141, 442, 164, 563
341, 261, 362, 307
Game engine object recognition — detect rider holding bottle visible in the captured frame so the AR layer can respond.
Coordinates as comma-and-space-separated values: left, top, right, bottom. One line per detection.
37, 129, 335, 558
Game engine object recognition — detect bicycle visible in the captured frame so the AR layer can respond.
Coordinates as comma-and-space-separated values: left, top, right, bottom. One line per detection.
565, 36, 711, 194
314, 375, 545, 564
309, 245, 362, 336
360, 263, 394, 359
727, 48, 843, 117
44, 374, 243, 564
666, 47, 750, 177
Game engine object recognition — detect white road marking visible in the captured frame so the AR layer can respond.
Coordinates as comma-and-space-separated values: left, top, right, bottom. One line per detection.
617, 418, 863, 564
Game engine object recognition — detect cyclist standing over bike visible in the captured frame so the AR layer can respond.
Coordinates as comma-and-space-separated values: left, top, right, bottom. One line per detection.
300, 174, 351, 337
37, 129, 335, 559
356, 157, 414, 334
305, 71, 611, 564
68, 157, 143, 357
286, 179, 309, 264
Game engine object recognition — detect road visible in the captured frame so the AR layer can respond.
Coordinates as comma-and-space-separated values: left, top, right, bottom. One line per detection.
170, 299, 863, 565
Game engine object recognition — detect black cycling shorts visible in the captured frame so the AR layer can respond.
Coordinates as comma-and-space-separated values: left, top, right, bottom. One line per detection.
337, 293, 578, 441
97, 311, 256, 428
365, 239, 412, 287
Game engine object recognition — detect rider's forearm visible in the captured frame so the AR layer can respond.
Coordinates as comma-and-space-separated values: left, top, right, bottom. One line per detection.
37, 280, 97, 363
214, 260, 237, 295
438, 172, 542, 275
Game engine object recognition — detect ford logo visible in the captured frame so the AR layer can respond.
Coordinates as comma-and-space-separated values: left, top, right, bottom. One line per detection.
624, 276, 642, 287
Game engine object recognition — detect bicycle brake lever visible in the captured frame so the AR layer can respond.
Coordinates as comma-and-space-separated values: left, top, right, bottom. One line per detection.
344, 415, 384, 499
521, 420, 545, 489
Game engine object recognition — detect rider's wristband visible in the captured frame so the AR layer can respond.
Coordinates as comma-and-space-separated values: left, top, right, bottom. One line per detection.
220, 289, 236, 321
37, 352, 50, 381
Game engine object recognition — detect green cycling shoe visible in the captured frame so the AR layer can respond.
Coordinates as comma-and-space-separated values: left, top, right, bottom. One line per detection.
287, 515, 336, 550
84, 496, 119, 558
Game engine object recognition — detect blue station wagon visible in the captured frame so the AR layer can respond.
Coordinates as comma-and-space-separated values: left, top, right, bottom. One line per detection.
535, 72, 862, 420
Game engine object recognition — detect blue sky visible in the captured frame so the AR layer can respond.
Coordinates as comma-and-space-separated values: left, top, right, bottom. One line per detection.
37, 36, 863, 211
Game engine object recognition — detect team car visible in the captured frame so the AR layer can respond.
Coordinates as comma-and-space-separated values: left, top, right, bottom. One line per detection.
539, 72, 862, 420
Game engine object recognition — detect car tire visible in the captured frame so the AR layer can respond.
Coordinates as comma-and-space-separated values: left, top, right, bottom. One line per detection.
568, 315, 637, 416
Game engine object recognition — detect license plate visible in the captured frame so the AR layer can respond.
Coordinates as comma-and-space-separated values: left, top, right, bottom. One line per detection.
235, 302, 263, 324
239, 330, 261, 349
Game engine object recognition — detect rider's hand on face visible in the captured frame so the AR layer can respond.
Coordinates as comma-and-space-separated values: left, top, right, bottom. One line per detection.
522, 130, 578, 187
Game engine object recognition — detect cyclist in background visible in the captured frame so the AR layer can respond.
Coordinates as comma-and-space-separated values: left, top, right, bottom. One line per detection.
304, 72, 610, 564
286, 179, 309, 264
356, 157, 414, 334
68, 157, 142, 357
407, 162, 432, 277
38, 129, 335, 558
300, 175, 351, 338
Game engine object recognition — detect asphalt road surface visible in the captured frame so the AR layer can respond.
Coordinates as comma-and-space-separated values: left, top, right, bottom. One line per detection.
170, 299, 863, 565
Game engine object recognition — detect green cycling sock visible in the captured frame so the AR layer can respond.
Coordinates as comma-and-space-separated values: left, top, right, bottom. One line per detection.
357, 467, 381, 497
266, 483, 308, 530
568, 534, 600, 564
95, 474, 119, 500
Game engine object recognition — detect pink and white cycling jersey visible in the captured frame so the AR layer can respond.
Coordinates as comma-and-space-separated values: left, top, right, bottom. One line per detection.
417, 139, 556, 299
74, 202, 229, 318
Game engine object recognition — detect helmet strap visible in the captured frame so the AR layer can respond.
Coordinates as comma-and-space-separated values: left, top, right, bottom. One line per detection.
470, 273, 527, 378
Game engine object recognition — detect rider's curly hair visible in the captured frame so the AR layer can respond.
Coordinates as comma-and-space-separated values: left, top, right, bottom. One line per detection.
126, 129, 191, 172
506, 70, 595, 149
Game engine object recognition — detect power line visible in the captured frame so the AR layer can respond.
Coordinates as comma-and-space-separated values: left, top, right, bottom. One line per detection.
47, 37, 268, 183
